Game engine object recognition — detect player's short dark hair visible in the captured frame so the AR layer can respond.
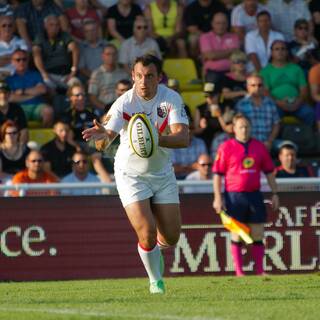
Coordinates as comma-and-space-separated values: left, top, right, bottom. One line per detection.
133, 54, 162, 75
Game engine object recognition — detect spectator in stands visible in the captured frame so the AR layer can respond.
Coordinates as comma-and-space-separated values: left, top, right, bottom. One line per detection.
60, 83, 112, 183
171, 117, 207, 180
6, 49, 54, 127
235, 74, 280, 151
10, 149, 59, 196
274, 141, 314, 178
0, 120, 30, 179
0, 15, 28, 78
200, 11, 240, 83
144, 0, 187, 57
88, 44, 128, 116
308, 48, 320, 133
184, 0, 227, 58
41, 121, 76, 178
260, 40, 315, 126
78, 20, 108, 81
183, 153, 213, 194
266, 0, 312, 42
15, 0, 69, 49
213, 113, 279, 276
61, 150, 105, 195
210, 109, 234, 159
0, 80, 28, 144
309, 0, 320, 43
104, 78, 132, 112
231, 0, 268, 44
32, 15, 80, 91
106, 0, 143, 44
60, 83, 96, 146
119, 17, 161, 74
194, 82, 223, 153
221, 50, 248, 110
288, 19, 317, 75
65, 0, 102, 41
245, 11, 284, 73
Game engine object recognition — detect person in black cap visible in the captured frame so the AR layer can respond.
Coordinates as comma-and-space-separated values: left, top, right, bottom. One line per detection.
0, 80, 28, 144
193, 82, 223, 152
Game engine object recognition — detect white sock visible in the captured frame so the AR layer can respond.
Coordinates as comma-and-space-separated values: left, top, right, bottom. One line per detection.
138, 243, 162, 283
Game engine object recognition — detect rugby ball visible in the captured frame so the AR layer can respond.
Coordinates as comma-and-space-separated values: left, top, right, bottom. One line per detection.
128, 113, 155, 158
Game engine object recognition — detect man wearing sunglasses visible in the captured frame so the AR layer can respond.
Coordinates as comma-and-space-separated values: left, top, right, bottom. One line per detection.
10, 150, 59, 197
119, 17, 161, 74
61, 150, 103, 196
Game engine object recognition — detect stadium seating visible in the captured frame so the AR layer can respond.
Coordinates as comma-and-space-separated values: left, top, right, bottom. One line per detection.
28, 128, 55, 147
181, 91, 205, 116
163, 58, 202, 91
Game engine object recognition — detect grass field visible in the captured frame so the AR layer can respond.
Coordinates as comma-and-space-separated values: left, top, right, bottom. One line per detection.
0, 274, 319, 320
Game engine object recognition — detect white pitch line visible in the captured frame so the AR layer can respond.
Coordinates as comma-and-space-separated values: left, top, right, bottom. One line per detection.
0, 307, 223, 320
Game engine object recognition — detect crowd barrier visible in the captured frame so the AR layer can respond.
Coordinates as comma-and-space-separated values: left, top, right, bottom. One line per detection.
0, 187, 319, 281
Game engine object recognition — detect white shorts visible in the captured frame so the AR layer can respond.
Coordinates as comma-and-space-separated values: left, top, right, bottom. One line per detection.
114, 168, 180, 207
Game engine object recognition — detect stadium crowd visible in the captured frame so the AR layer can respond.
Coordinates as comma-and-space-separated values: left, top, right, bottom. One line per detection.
0, 0, 319, 196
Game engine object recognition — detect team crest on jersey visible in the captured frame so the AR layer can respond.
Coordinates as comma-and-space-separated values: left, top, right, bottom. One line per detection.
242, 157, 255, 169
157, 103, 168, 118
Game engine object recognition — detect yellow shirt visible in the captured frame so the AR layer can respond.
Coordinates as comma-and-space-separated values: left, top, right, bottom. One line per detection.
150, 1, 177, 38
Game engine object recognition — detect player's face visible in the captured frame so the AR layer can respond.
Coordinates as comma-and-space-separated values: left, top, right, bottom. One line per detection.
233, 118, 251, 142
132, 62, 161, 100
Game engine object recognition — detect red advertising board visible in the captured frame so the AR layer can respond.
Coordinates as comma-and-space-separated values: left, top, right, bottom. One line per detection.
0, 193, 319, 281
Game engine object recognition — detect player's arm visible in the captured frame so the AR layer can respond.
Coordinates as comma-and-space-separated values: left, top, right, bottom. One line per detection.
158, 123, 189, 148
82, 119, 118, 151
266, 172, 279, 211
213, 174, 223, 214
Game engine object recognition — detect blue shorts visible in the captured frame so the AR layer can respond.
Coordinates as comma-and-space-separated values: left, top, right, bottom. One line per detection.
224, 191, 267, 223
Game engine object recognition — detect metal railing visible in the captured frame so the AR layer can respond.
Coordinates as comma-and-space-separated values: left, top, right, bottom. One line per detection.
0, 178, 319, 197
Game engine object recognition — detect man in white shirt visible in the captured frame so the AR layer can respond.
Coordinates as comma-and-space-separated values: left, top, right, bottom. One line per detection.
231, 0, 268, 43
83, 54, 189, 294
0, 15, 28, 78
61, 151, 102, 196
267, 0, 312, 41
119, 17, 161, 74
183, 153, 213, 194
245, 11, 285, 72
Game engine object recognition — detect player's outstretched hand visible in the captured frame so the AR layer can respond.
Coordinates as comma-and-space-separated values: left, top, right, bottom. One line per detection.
82, 119, 106, 141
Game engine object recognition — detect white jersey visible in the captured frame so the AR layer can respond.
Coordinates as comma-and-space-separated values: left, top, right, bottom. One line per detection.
104, 84, 189, 175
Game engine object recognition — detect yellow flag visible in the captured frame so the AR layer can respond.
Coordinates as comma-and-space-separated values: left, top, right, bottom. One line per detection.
220, 210, 253, 244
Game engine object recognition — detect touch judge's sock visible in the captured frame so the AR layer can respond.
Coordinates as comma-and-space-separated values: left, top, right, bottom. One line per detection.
231, 241, 244, 276
252, 241, 265, 275
138, 243, 162, 283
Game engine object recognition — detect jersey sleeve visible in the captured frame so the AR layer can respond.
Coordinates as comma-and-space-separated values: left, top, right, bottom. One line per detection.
212, 143, 227, 175
103, 98, 125, 133
260, 144, 275, 174
167, 93, 189, 126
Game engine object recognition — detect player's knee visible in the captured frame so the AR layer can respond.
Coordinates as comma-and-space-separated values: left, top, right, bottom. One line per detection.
138, 229, 157, 249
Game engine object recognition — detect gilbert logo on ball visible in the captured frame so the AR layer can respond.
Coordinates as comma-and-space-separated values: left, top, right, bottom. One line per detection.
128, 113, 155, 158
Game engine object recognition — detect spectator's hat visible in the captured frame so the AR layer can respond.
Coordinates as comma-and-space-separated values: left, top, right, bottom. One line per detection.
294, 19, 308, 29
204, 82, 219, 97
0, 80, 10, 92
278, 140, 298, 152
